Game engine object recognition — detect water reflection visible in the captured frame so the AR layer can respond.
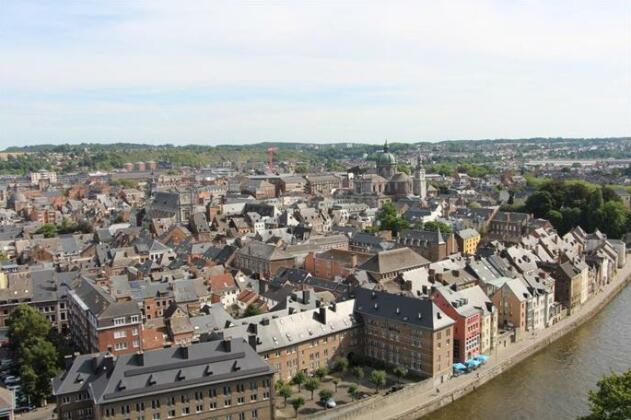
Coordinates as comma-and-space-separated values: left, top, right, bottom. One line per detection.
427, 285, 631, 420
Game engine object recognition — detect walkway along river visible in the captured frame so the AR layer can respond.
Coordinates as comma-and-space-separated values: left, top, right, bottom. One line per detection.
428, 277, 631, 420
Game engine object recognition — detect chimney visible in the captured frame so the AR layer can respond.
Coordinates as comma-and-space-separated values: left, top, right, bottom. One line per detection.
261, 318, 270, 326
136, 351, 144, 366
180, 346, 189, 359
223, 338, 232, 353
248, 335, 258, 350
64, 353, 77, 370
319, 306, 327, 324
249, 323, 258, 334
304, 289, 311, 305
102, 353, 115, 373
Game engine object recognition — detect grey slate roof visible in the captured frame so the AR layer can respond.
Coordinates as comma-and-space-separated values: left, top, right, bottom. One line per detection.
353, 287, 454, 331
53, 338, 272, 404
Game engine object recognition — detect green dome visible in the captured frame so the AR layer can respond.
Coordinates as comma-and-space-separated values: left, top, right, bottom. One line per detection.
378, 151, 397, 165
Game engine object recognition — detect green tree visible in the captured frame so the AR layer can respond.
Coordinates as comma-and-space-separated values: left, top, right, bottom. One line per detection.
393, 367, 408, 384
292, 371, 307, 392
290, 397, 305, 417
600, 201, 629, 239
314, 367, 328, 380
332, 356, 349, 373
274, 379, 286, 392
353, 366, 365, 381
332, 378, 340, 392
304, 377, 320, 400
20, 337, 59, 405
7, 305, 59, 406
243, 304, 262, 317
294, 164, 308, 174
319, 388, 333, 403
7, 305, 51, 350
377, 202, 410, 235
580, 369, 631, 420
397, 163, 411, 175
348, 384, 358, 401
525, 191, 554, 218
423, 221, 452, 234
35, 223, 58, 238
370, 370, 387, 393
278, 384, 293, 407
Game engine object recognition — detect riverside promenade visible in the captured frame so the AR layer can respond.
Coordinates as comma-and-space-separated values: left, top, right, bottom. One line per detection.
311, 258, 631, 420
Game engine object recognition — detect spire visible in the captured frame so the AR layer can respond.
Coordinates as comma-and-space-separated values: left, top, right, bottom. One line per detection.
416, 149, 422, 170
383, 139, 389, 152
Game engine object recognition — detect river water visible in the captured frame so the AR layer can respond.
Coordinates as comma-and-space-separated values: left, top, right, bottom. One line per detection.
428, 284, 631, 420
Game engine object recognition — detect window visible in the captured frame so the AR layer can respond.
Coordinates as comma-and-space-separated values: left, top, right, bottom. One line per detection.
238, 413, 245, 420
132, 327, 139, 336
237, 396, 245, 405
196, 404, 203, 413
223, 386, 231, 395
182, 407, 190, 415
133, 339, 140, 348
209, 401, 217, 410
224, 399, 231, 407
115, 341, 128, 351
114, 317, 125, 326
236, 383, 245, 393
168, 409, 176, 418
181, 394, 189, 403
252, 409, 258, 419
122, 405, 130, 414
131, 315, 140, 323
114, 330, 127, 339
152, 414, 160, 420
136, 402, 144, 412
209, 388, 217, 398
250, 394, 257, 401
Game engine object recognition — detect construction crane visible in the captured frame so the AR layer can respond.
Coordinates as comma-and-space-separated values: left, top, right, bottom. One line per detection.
267, 147, 278, 171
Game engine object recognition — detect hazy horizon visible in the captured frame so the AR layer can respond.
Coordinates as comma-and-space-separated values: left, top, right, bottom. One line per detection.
2, 1, 630, 146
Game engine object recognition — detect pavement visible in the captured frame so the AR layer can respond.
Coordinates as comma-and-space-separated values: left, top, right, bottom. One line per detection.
360, 259, 631, 420
15, 404, 55, 419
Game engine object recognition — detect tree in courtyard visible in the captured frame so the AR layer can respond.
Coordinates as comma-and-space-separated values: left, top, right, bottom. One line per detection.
332, 378, 340, 392
314, 367, 328, 380
7, 305, 51, 348
332, 356, 349, 373
304, 377, 320, 400
348, 384, 358, 401
319, 389, 333, 404
580, 369, 631, 420
393, 367, 408, 384
370, 370, 387, 393
290, 397, 305, 417
353, 366, 365, 381
274, 379, 286, 392
291, 371, 307, 392
423, 220, 452, 234
278, 384, 293, 408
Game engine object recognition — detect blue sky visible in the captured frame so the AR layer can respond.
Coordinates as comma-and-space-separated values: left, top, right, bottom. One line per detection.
1, 1, 630, 147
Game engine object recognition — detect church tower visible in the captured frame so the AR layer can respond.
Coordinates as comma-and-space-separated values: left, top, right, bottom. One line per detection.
413, 149, 427, 198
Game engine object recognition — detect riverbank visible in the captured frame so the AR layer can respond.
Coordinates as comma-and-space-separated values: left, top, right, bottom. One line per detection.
310, 258, 631, 420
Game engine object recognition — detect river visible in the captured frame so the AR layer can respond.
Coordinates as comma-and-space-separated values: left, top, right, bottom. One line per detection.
428, 283, 631, 420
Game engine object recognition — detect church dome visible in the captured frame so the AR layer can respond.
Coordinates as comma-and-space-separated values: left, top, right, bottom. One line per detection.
378, 152, 397, 166
391, 172, 410, 183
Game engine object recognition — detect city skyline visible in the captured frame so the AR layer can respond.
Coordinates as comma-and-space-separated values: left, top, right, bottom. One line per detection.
1, 1, 630, 146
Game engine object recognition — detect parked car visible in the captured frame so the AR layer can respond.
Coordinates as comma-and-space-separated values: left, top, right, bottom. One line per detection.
323, 398, 336, 408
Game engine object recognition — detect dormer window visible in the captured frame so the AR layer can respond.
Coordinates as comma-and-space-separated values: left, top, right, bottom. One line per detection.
114, 317, 125, 326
